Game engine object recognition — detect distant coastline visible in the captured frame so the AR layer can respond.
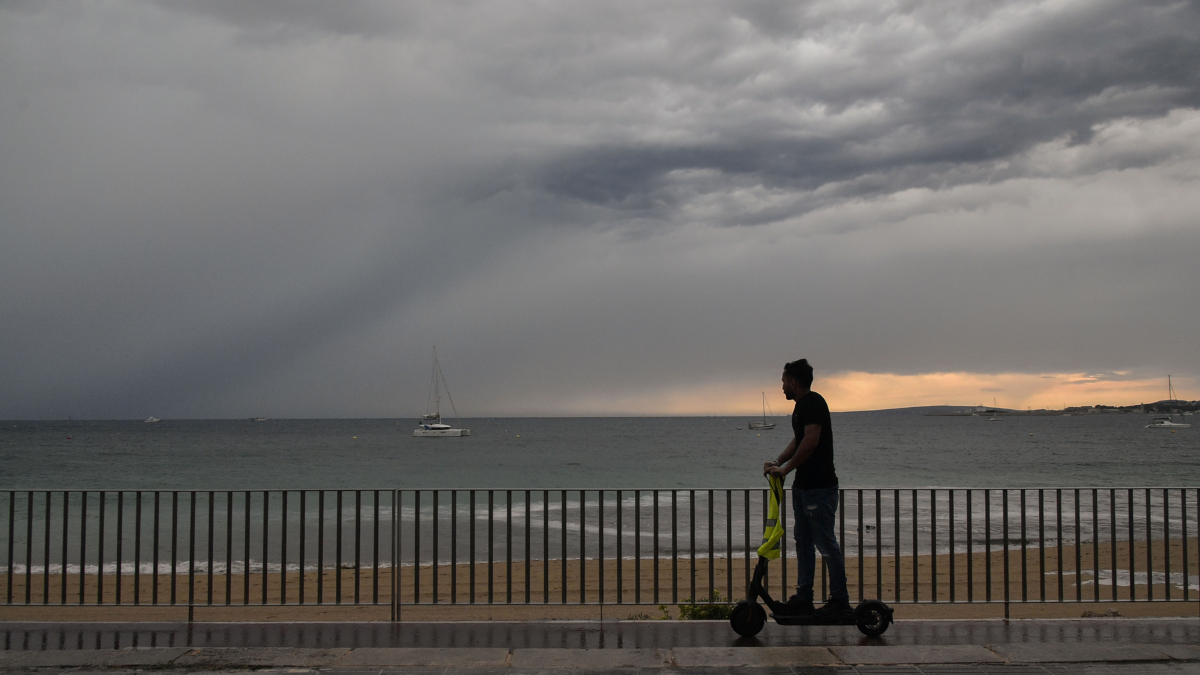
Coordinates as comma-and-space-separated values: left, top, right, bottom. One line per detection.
921, 399, 1200, 417
7, 398, 1200, 421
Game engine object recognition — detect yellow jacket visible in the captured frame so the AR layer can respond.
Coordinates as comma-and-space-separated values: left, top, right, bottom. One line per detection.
757, 474, 785, 559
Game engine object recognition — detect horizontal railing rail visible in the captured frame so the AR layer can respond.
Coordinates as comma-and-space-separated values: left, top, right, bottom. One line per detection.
0, 488, 1195, 619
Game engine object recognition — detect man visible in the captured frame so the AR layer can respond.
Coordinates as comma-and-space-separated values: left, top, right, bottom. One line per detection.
763, 359, 851, 617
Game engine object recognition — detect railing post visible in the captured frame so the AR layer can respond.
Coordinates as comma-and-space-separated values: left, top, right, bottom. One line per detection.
391, 489, 399, 622
6, 491, 13, 605
948, 489, 954, 603
1002, 490, 1009, 620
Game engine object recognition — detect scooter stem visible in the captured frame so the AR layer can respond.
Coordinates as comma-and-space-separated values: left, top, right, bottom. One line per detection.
747, 556, 786, 614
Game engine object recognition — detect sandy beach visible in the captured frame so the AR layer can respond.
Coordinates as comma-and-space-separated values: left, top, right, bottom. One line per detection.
2, 537, 1195, 621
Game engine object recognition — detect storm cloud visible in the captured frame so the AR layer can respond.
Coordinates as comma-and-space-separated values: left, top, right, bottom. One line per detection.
2, 0, 1198, 418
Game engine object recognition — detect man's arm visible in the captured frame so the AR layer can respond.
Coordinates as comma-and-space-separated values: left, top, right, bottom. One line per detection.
764, 436, 798, 474
767, 424, 821, 477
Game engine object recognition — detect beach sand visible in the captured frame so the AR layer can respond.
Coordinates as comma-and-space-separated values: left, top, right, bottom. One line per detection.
2, 537, 1195, 621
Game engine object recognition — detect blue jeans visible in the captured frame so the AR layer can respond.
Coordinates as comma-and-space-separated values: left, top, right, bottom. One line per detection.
791, 486, 848, 601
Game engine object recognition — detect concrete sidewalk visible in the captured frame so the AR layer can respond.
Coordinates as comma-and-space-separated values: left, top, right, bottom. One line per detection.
1, 643, 1199, 672
4, 618, 1197, 649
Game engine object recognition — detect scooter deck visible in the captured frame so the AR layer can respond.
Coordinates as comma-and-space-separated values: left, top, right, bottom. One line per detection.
770, 613, 857, 626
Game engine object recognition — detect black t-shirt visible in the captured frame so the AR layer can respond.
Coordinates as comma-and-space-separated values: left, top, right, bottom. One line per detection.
791, 391, 838, 489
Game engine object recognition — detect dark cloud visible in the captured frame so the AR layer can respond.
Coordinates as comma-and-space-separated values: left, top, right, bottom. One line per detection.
535, 0, 1200, 226
160, 0, 419, 42
1, 0, 1198, 418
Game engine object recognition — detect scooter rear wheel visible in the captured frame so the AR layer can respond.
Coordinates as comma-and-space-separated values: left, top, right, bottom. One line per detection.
854, 599, 892, 637
730, 600, 767, 637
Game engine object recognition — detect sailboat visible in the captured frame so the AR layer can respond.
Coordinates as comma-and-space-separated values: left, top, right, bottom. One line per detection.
1146, 375, 1191, 429
413, 347, 471, 437
748, 392, 776, 430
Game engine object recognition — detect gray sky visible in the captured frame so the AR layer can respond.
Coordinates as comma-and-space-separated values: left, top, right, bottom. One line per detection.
2, 0, 1199, 419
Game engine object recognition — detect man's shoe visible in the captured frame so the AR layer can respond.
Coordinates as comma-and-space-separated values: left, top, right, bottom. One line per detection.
782, 593, 814, 616
813, 596, 853, 619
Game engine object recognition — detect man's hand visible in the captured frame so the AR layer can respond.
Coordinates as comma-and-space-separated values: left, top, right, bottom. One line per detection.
765, 465, 787, 478
763, 460, 779, 475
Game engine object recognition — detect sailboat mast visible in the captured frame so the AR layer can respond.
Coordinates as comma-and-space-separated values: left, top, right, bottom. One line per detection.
1169, 375, 1176, 416
434, 348, 442, 417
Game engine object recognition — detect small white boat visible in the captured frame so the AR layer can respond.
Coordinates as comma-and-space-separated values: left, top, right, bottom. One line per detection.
987, 416, 1003, 421
413, 347, 470, 438
144, 416, 160, 423
1146, 417, 1190, 429
414, 421, 470, 437
748, 392, 776, 430
249, 416, 268, 422
1146, 376, 1191, 429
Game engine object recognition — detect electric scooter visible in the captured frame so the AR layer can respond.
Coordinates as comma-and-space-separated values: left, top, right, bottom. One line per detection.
729, 476, 894, 638
730, 556, 894, 637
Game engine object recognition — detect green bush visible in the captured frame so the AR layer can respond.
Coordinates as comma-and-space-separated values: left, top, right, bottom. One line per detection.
677, 591, 733, 620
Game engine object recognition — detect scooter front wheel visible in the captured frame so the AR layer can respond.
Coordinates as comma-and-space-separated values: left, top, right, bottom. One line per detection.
854, 599, 892, 637
730, 600, 767, 637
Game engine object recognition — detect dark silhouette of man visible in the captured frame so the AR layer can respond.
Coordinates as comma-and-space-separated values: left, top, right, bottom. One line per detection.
763, 359, 850, 617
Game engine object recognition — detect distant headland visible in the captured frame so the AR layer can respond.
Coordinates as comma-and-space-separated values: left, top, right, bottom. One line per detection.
922, 399, 1200, 417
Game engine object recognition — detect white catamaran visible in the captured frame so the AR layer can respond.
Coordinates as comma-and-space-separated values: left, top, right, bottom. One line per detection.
748, 391, 776, 430
1146, 375, 1191, 429
414, 347, 471, 437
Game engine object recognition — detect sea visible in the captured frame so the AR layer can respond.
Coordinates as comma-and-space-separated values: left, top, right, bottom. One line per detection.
2, 411, 1197, 489
0, 412, 1197, 581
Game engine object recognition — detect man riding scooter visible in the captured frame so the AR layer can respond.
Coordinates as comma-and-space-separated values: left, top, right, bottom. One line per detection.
763, 359, 852, 619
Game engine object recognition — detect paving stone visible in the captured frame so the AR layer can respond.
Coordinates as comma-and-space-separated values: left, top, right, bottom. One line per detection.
1153, 646, 1200, 661
975, 666, 1048, 674
832, 646, 1004, 665
339, 647, 510, 667
507, 669, 641, 675
101, 647, 193, 666
989, 643, 1171, 663
53, 671, 147, 675
0, 651, 104, 668
0, 648, 186, 668
674, 666, 804, 675
173, 647, 351, 667
0, 651, 31, 668
510, 648, 672, 669
672, 646, 840, 667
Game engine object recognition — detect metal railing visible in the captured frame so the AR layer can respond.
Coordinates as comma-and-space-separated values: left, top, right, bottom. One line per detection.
1, 488, 1196, 618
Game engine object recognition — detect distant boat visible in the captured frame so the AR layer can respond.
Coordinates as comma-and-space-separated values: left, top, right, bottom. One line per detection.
748, 392, 776, 430
1147, 417, 1190, 429
414, 347, 470, 438
249, 416, 268, 422
1146, 376, 1191, 429
144, 417, 160, 423
987, 416, 1003, 421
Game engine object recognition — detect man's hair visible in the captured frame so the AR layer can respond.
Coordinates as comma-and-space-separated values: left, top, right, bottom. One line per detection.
783, 359, 814, 388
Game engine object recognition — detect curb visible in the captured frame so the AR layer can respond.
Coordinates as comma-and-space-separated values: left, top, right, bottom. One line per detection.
0, 643, 1196, 669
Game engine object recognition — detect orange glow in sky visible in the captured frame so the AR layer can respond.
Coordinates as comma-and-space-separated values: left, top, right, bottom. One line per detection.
557, 371, 1194, 416
815, 371, 1190, 412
